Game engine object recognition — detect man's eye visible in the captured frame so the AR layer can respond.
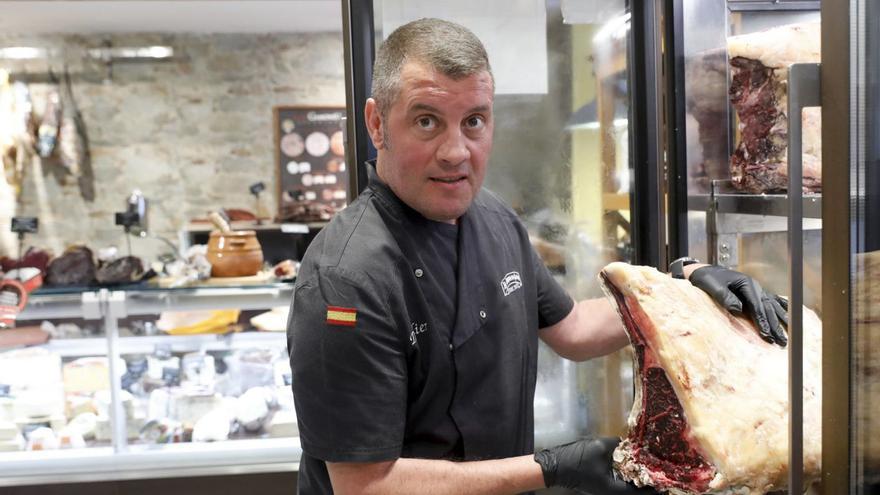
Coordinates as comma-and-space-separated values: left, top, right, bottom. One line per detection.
416, 116, 436, 130
465, 115, 485, 130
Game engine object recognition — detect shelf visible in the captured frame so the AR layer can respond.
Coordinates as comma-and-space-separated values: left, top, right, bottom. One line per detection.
184, 221, 327, 233
39, 337, 108, 357
0, 438, 301, 486
36, 332, 286, 357
121, 284, 293, 316
602, 193, 630, 211
727, 0, 820, 12
20, 285, 293, 321
19, 291, 97, 321
688, 193, 822, 219
117, 331, 285, 355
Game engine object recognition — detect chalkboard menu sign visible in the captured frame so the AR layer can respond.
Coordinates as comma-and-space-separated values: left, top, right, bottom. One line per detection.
274, 106, 348, 222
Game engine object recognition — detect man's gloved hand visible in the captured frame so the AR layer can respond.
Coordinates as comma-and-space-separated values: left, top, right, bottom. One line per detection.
534, 437, 657, 494
688, 265, 789, 347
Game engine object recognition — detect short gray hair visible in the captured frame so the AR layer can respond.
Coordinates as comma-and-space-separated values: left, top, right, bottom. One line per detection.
371, 18, 494, 118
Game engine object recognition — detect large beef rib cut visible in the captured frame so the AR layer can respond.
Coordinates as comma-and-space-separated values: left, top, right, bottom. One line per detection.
600, 262, 821, 495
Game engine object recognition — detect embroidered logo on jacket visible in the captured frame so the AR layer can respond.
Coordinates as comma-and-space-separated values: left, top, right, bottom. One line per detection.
326, 306, 357, 327
409, 322, 428, 346
500, 271, 522, 296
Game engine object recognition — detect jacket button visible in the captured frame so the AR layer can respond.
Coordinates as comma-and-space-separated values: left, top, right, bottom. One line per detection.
479, 309, 487, 319
448, 343, 453, 351
414, 268, 424, 278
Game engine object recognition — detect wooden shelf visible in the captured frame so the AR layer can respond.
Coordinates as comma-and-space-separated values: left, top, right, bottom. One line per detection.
602, 193, 630, 211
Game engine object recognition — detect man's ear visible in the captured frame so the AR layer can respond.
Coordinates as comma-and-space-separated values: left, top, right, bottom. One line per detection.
364, 98, 384, 150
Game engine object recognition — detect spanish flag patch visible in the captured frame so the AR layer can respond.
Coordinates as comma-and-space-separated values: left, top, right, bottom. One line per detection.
326, 306, 357, 327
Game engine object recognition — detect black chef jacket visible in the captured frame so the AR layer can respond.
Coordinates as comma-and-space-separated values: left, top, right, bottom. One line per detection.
288, 162, 574, 494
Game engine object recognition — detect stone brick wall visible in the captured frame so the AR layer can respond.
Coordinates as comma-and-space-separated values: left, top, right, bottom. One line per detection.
0, 32, 344, 262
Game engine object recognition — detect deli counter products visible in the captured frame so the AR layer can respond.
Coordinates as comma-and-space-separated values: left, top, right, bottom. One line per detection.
0, 344, 297, 452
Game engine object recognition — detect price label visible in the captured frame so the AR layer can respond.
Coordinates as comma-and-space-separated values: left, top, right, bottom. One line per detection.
281, 223, 309, 234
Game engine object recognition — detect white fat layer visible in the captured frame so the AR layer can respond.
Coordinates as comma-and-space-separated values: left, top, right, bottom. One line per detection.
602, 263, 822, 494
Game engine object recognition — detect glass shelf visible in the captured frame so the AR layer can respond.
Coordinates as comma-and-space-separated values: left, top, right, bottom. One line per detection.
687, 193, 822, 218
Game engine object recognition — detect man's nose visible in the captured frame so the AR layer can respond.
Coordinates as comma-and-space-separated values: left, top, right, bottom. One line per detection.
436, 127, 470, 165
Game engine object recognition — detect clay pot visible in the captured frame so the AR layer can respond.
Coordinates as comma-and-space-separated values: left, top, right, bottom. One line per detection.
207, 230, 264, 277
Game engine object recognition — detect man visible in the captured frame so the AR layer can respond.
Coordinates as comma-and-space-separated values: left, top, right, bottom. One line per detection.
288, 18, 787, 495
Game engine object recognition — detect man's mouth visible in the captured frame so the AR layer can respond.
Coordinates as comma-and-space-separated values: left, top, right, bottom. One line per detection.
430, 175, 467, 184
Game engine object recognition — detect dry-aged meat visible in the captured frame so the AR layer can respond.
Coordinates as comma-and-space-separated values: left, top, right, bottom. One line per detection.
728, 23, 821, 194
96, 256, 144, 285
599, 262, 821, 495
46, 245, 96, 286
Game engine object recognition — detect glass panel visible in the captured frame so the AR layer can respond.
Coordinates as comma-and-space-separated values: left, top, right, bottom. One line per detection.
0, 345, 111, 451
678, 1, 824, 491
0, 293, 106, 452
0, 1, 340, 464
0, 2, 344, 269
681, 0, 821, 282
854, 0, 880, 491
119, 336, 294, 447
370, 0, 634, 453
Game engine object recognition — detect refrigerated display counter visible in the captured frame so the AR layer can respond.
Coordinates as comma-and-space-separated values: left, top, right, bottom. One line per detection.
0, 284, 301, 487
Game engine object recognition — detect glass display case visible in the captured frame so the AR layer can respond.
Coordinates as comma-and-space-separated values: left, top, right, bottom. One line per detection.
0, 1, 343, 487
664, 0, 879, 493
822, 0, 880, 493
0, 283, 299, 487
341, 0, 657, 455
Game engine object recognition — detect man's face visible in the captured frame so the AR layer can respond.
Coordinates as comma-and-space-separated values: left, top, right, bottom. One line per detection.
365, 60, 494, 224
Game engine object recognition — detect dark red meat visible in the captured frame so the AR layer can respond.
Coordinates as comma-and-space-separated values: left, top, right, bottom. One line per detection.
602, 272, 715, 493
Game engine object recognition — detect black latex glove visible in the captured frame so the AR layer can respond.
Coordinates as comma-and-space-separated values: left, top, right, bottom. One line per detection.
688, 265, 789, 347
534, 437, 657, 495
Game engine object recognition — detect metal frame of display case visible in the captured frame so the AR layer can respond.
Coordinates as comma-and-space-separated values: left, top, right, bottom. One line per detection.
785, 60, 821, 495
341, 0, 376, 197
821, 0, 853, 492
0, 285, 299, 487
690, 190, 823, 267
664, 0, 690, 262
727, 0, 821, 12
629, 0, 669, 269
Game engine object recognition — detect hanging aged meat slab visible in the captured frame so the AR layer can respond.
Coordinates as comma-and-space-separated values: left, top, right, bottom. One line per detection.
599, 262, 821, 495
728, 22, 821, 194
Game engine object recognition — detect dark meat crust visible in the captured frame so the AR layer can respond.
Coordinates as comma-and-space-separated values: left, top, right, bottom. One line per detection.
729, 57, 788, 194
728, 56, 821, 194
602, 272, 716, 494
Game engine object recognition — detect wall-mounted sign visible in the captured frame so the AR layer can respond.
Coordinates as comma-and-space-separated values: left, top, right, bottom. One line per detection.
273, 106, 347, 222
